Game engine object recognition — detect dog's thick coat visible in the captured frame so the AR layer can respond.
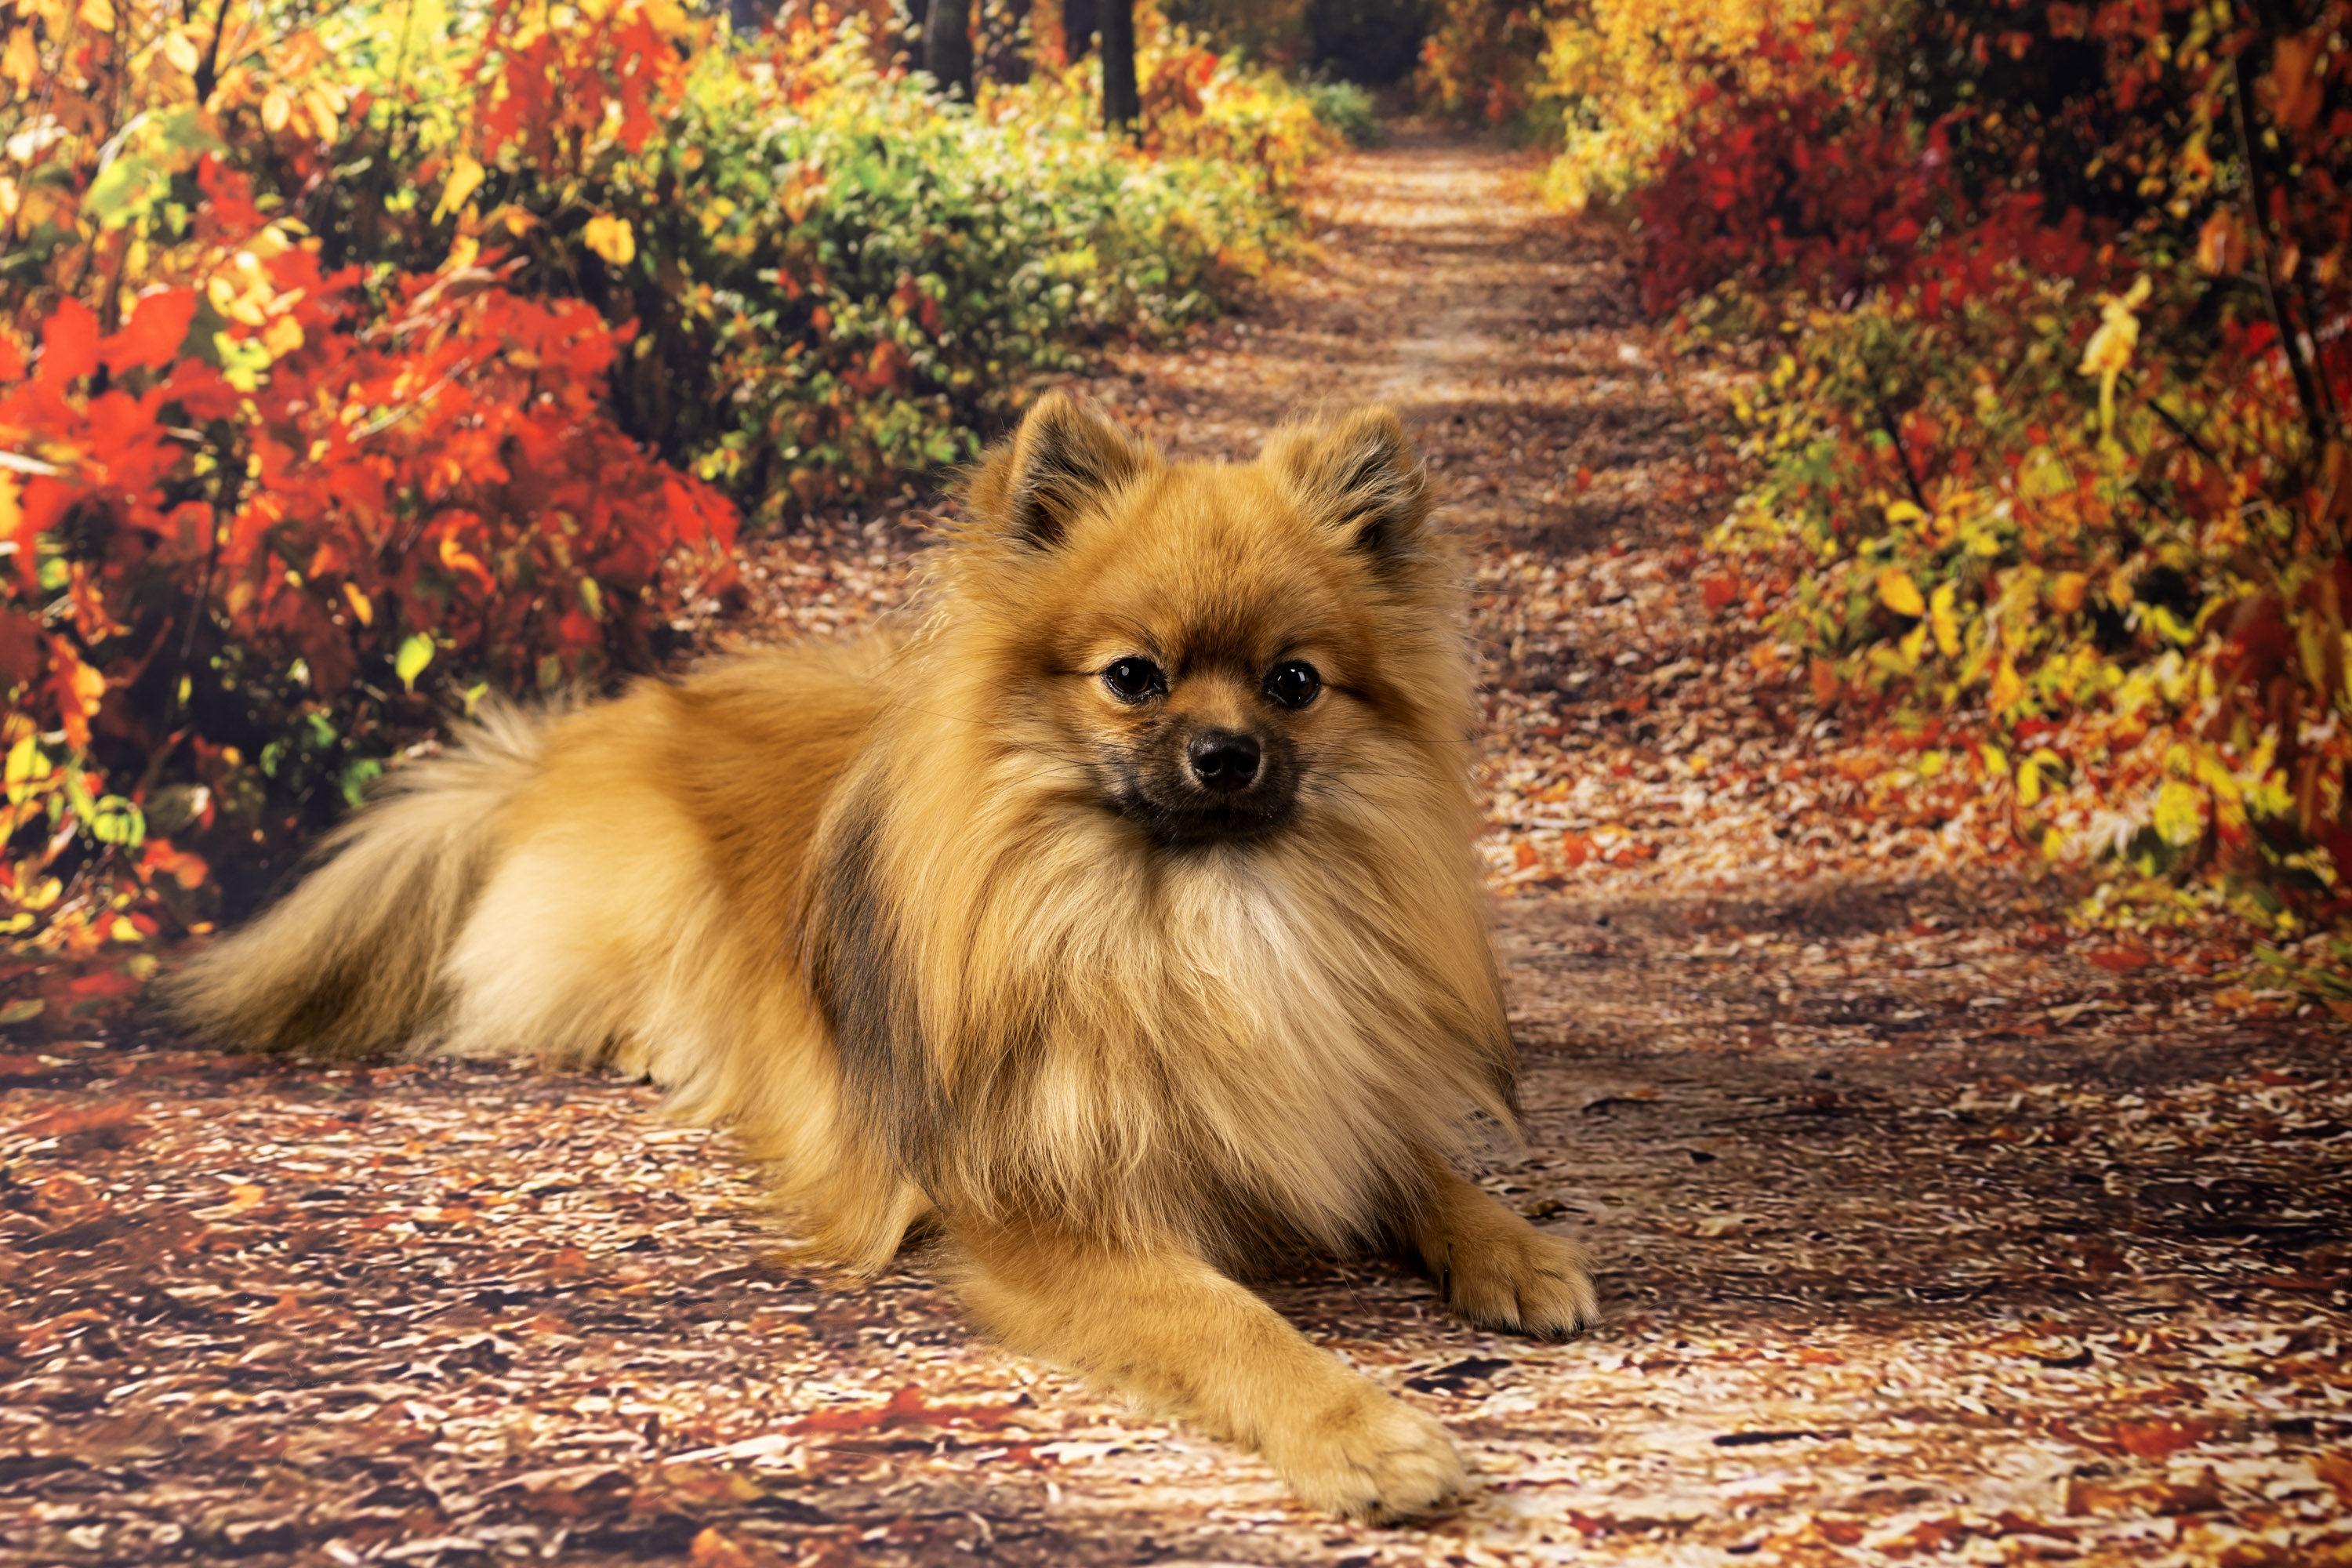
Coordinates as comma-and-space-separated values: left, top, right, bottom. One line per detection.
172, 396, 1598, 1518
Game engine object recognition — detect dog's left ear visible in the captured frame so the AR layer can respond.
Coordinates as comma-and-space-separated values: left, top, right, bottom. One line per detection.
1268, 408, 1431, 574
966, 391, 1148, 550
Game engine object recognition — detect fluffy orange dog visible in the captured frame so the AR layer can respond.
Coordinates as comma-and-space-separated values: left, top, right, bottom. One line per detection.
172, 394, 1598, 1519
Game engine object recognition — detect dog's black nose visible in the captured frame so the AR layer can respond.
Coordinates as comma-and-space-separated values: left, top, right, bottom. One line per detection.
1189, 730, 1261, 793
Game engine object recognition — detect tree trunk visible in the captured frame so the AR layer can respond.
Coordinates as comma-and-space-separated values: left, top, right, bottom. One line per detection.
1062, 0, 1096, 60
926, 0, 975, 97
1100, 0, 1138, 134
990, 0, 1031, 84
903, 0, 931, 68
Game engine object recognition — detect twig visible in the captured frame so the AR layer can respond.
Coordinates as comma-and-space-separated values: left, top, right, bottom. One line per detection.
1872, 397, 1932, 513
2229, 48, 2332, 463
95, 232, 133, 339
194, 0, 234, 103
2136, 377, 2221, 463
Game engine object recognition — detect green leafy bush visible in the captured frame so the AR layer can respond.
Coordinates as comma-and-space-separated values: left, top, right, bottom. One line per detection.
491, 26, 1328, 524
1305, 78, 1382, 144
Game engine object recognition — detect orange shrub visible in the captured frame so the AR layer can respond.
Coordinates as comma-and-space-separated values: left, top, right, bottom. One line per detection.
2, 162, 736, 943
1, 0, 739, 956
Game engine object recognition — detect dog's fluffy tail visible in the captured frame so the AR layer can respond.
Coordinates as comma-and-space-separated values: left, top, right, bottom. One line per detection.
167, 705, 544, 1058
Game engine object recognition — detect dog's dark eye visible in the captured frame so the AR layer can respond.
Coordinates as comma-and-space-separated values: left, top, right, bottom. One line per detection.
1103, 657, 1165, 701
1263, 660, 1321, 710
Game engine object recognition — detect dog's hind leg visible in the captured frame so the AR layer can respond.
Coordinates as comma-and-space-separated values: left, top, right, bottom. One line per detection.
944, 1219, 1466, 1521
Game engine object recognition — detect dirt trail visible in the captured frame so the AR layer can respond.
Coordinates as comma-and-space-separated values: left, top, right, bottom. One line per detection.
5, 137, 2349, 1568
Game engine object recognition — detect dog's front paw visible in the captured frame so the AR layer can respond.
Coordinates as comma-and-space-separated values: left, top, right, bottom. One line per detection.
1439, 1225, 1599, 1339
1265, 1381, 1467, 1523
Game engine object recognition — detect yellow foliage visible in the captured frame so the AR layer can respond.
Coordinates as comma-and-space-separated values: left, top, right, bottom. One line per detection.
583, 213, 637, 267
1876, 568, 1925, 618
1929, 580, 1962, 657
1990, 655, 2025, 713
1537, 0, 1874, 209
2153, 779, 2205, 846
434, 154, 486, 224
2077, 275, 2151, 437
2, 28, 37, 91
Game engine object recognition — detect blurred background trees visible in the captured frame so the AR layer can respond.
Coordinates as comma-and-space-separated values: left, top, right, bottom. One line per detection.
0, 0, 1366, 964
9, 0, 2347, 1014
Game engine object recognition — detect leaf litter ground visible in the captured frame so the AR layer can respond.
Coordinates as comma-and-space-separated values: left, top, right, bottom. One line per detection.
4, 132, 2349, 1567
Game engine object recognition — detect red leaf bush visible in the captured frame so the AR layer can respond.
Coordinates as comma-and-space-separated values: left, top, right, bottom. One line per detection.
1633, 82, 1939, 316
2, 162, 737, 940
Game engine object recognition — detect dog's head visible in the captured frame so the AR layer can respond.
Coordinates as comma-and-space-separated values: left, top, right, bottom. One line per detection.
942, 392, 1472, 852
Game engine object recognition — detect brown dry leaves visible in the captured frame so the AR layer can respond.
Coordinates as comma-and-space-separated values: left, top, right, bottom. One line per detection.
4, 134, 2348, 1567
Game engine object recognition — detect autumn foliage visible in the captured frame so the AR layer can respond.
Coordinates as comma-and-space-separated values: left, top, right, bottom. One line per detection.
1522, 0, 2352, 984
0, 1, 1330, 975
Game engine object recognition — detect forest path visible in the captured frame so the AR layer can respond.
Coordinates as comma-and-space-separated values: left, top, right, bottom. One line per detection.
4, 137, 2348, 1568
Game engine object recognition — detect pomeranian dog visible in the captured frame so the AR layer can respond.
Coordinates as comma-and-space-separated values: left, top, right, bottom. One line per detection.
171, 393, 1598, 1520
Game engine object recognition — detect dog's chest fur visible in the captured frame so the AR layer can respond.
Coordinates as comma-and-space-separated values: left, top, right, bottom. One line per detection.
818, 775, 1512, 1251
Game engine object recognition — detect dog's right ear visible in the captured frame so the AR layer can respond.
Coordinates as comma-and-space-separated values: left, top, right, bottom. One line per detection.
966, 391, 1147, 550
